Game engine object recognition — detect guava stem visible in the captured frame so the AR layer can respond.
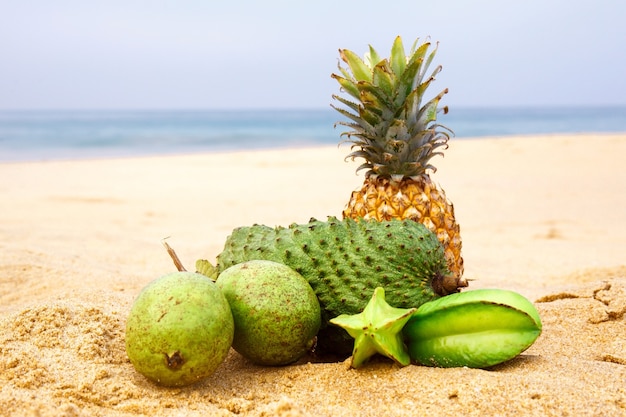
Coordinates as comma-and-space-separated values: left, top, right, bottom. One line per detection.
162, 240, 187, 272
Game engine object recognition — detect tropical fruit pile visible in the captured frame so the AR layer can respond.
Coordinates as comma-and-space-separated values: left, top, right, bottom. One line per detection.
124, 36, 542, 388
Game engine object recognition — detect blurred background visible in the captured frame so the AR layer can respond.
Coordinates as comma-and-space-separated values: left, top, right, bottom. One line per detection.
1, 0, 625, 160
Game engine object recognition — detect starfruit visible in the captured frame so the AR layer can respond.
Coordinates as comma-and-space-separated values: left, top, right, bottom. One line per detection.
403, 289, 542, 368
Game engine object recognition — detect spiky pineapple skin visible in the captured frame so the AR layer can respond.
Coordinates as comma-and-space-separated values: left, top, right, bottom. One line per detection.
343, 174, 464, 279
331, 36, 465, 283
214, 217, 453, 356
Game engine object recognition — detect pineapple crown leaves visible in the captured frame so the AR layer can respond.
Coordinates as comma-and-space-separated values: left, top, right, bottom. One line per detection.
331, 36, 453, 178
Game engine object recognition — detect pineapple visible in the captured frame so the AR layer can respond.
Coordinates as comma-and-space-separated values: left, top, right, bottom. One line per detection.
332, 36, 466, 282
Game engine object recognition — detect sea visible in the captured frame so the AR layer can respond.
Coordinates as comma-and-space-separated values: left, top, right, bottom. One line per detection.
1, 106, 625, 162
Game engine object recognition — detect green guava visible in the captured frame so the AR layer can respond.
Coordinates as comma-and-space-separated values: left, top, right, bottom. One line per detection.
216, 260, 321, 366
125, 271, 234, 387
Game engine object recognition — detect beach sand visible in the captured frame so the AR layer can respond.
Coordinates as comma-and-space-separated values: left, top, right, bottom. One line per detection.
0, 133, 625, 416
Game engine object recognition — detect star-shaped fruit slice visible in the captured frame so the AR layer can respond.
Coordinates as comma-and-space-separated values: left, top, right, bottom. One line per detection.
330, 287, 416, 368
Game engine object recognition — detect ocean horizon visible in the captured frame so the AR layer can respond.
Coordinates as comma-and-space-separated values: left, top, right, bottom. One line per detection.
1, 106, 625, 162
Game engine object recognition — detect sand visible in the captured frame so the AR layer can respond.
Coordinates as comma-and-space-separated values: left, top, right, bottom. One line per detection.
0, 133, 625, 416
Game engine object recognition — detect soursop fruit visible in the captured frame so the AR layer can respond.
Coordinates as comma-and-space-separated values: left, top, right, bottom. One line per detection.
207, 216, 465, 356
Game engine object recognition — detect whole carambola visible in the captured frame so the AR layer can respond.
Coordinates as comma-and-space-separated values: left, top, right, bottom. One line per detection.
403, 289, 542, 368
214, 216, 460, 355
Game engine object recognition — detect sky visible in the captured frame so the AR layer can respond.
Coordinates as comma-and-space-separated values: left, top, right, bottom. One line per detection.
1, 0, 625, 110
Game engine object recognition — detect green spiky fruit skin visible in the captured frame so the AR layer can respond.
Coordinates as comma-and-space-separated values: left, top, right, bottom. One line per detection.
215, 216, 450, 356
